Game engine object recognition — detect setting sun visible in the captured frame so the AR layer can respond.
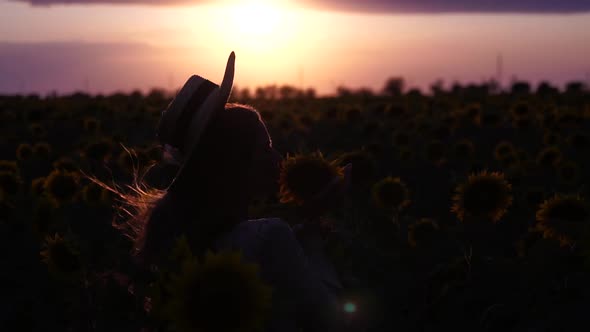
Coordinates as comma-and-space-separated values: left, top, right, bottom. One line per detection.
229, 1, 282, 38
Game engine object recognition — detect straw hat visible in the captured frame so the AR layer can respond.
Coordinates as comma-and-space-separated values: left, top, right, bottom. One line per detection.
157, 51, 235, 188
158, 51, 235, 158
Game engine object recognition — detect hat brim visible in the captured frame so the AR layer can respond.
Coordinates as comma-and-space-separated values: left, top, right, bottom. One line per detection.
167, 52, 235, 191
182, 51, 235, 157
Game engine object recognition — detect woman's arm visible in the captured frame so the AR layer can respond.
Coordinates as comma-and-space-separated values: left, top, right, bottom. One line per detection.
263, 220, 343, 332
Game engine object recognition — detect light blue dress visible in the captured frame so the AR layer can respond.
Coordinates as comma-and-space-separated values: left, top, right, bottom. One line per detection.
213, 218, 343, 332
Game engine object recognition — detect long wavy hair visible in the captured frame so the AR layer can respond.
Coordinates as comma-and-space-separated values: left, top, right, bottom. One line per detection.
89, 103, 267, 267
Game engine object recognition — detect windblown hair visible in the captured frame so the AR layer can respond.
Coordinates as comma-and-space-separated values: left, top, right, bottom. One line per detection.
88, 103, 266, 267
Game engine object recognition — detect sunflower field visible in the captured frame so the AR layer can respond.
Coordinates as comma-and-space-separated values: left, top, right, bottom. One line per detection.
1, 81, 590, 331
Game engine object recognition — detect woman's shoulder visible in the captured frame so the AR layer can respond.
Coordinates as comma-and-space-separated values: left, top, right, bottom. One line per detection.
215, 218, 293, 251
237, 217, 293, 237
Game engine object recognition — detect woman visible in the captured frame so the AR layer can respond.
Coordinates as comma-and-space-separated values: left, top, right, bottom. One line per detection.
105, 52, 345, 331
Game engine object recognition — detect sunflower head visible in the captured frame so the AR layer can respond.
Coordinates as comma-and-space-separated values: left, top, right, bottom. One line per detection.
83, 117, 101, 134
279, 152, 343, 205
0, 171, 22, 198
29, 123, 47, 139
32, 199, 54, 237
0, 160, 19, 174
494, 141, 515, 161
164, 250, 272, 332
536, 146, 562, 168
52, 157, 79, 172
425, 140, 446, 164
31, 177, 46, 196
544, 131, 560, 146
557, 161, 580, 186
82, 182, 108, 205
40, 233, 82, 281
451, 170, 513, 223
83, 139, 113, 162
568, 133, 589, 151
337, 150, 377, 190
372, 177, 411, 211
408, 218, 440, 248
453, 139, 475, 161
33, 142, 52, 159
44, 169, 80, 207
511, 102, 531, 118
481, 112, 501, 127
16, 143, 33, 161
535, 195, 589, 247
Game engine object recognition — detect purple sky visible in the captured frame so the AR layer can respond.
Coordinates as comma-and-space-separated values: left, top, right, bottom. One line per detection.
13, 0, 590, 13
1, 0, 590, 95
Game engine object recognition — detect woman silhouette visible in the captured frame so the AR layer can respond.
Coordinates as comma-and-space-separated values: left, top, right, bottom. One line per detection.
108, 52, 345, 331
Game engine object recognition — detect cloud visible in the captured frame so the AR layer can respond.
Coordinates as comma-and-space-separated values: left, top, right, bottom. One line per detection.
11, 0, 590, 13
300, 0, 590, 14
0, 42, 189, 95
12, 0, 200, 6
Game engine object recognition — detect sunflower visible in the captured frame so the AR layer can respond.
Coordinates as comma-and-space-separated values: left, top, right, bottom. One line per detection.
0, 160, 19, 174
398, 148, 414, 163
44, 169, 80, 207
31, 199, 54, 237
279, 152, 343, 205
481, 113, 501, 127
511, 102, 530, 118
40, 233, 82, 281
494, 141, 515, 161
408, 218, 440, 248
543, 131, 560, 146
16, 143, 33, 161
117, 149, 137, 174
372, 177, 411, 211
82, 182, 108, 205
451, 171, 512, 223
337, 150, 377, 183
453, 139, 475, 161
83, 117, 101, 134
425, 140, 446, 164
32, 142, 52, 159
52, 157, 79, 172
535, 195, 589, 247
345, 108, 362, 123
31, 177, 46, 196
568, 133, 589, 151
525, 187, 546, 209
393, 132, 410, 146
0, 171, 22, 198
83, 139, 113, 162
29, 123, 47, 139
536, 146, 562, 168
557, 161, 580, 186
164, 250, 272, 332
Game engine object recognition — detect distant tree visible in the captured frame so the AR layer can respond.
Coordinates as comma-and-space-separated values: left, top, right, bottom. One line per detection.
511, 81, 531, 95
566, 81, 585, 94
536, 81, 559, 96
336, 86, 353, 98
305, 88, 316, 100
430, 79, 445, 96
382, 77, 405, 97
255, 87, 266, 100
279, 85, 298, 100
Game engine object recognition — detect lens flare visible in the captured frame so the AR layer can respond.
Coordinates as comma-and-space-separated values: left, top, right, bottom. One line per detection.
343, 301, 357, 314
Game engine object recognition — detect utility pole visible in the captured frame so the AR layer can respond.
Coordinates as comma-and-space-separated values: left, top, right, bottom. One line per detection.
83, 76, 90, 92
298, 65, 304, 91
496, 53, 503, 90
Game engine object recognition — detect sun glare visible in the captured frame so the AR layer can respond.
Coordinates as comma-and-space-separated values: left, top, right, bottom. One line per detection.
219, 0, 297, 53
229, 1, 281, 37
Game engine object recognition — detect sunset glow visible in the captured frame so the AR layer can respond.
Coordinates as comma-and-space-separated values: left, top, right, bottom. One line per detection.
1, 0, 589, 95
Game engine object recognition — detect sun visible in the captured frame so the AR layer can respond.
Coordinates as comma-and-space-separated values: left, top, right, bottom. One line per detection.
228, 0, 283, 39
